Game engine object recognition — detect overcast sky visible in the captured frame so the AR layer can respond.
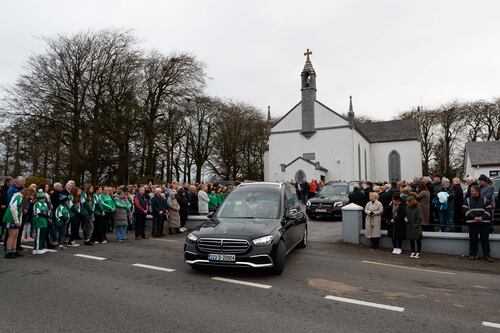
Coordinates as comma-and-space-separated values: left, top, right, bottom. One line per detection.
1, 0, 499, 120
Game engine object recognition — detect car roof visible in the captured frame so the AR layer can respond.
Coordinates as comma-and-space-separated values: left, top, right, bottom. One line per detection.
236, 182, 285, 192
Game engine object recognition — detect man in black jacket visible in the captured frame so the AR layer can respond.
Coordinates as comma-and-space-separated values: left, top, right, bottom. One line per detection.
463, 185, 493, 262
177, 185, 191, 233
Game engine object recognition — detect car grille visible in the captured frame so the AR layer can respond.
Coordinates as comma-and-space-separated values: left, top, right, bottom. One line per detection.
197, 238, 250, 254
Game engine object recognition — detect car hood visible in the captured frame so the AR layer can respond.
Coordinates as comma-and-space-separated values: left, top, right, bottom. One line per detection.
193, 217, 279, 240
309, 195, 346, 203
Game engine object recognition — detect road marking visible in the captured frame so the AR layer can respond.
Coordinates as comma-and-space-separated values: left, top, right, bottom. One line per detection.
148, 238, 180, 243
483, 321, 500, 329
132, 263, 175, 272
74, 254, 107, 261
21, 245, 57, 253
212, 277, 272, 289
362, 260, 456, 275
324, 295, 404, 312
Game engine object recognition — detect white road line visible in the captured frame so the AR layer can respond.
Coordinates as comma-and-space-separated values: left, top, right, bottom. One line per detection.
74, 254, 107, 261
483, 321, 500, 329
21, 245, 57, 253
325, 295, 405, 312
212, 277, 272, 289
132, 263, 175, 272
362, 260, 456, 275
148, 238, 179, 243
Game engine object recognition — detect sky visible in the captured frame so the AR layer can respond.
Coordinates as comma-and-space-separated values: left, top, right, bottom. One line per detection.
1, 0, 499, 121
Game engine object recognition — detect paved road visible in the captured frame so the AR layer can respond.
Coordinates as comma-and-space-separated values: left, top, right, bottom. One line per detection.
1, 220, 499, 333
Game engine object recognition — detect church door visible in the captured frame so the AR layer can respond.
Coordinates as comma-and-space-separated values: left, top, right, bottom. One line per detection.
388, 150, 401, 182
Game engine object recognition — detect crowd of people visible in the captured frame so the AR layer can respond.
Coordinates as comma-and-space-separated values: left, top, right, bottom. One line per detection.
347, 174, 496, 261
0, 176, 235, 259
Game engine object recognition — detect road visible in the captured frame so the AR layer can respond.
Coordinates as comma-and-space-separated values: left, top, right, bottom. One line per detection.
1, 219, 499, 333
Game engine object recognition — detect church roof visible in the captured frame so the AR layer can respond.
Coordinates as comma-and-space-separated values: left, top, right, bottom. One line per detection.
356, 119, 421, 143
465, 141, 500, 166
286, 156, 328, 172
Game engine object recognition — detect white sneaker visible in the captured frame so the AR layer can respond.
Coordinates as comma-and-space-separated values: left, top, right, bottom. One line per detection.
414, 253, 421, 259
32, 250, 46, 255
67, 241, 80, 247
410, 252, 416, 258
396, 248, 402, 255
392, 248, 397, 254
39, 249, 47, 254
179, 227, 186, 233
101, 240, 108, 244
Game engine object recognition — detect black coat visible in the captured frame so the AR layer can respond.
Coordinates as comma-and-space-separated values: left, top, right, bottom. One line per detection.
348, 189, 365, 207
389, 203, 407, 240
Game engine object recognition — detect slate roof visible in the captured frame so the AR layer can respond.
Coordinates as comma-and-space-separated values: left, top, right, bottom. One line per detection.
465, 141, 500, 166
286, 156, 328, 172
356, 119, 421, 143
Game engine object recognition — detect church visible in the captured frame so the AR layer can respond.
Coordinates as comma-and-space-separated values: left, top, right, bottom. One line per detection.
263, 50, 422, 183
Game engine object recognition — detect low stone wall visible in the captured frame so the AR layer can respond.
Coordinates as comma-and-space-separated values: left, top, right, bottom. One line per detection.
342, 203, 499, 258
145, 214, 208, 230
359, 230, 500, 258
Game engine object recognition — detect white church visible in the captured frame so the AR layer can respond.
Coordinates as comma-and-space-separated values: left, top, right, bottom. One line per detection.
264, 50, 422, 183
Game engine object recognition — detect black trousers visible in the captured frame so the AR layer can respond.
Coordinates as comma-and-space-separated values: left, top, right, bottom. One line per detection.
134, 214, 146, 238
180, 211, 188, 228
69, 215, 80, 242
469, 223, 490, 257
152, 213, 163, 237
410, 239, 422, 253
91, 214, 107, 242
370, 238, 380, 249
392, 238, 403, 248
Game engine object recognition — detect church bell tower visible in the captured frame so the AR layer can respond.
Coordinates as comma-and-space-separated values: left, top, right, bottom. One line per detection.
301, 49, 316, 138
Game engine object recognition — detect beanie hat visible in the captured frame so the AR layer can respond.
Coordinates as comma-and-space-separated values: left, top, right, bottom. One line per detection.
35, 189, 46, 200
478, 174, 489, 182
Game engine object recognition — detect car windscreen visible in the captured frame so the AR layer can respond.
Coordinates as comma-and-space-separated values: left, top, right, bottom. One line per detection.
318, 185, 349, 197
216, 190, 281, 220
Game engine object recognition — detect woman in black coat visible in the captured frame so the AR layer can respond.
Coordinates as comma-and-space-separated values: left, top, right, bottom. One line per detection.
390, 192, 407, 255
452, 178, 464, 232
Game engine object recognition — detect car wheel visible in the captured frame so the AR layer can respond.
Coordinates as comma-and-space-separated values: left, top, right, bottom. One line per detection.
271, 240, 286, 275
298, 228, 307, 248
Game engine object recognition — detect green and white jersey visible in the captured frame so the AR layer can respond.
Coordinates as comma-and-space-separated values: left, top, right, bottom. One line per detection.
55, 204, 70, 226
2, 192, 23, 226
68, 194, 81, 217
34, 201, 49, 229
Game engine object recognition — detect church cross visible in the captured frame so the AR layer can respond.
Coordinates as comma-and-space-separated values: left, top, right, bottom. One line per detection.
304, 48, 312, 60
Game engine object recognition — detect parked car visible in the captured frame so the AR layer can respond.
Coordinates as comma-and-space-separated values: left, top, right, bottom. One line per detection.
184, 182, 307, 274
306, 181, 356, 220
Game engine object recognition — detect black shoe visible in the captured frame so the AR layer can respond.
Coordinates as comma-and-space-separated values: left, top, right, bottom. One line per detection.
468, 255, 477, 260
4, 252, 16, 259
485, 256, 494, 263
84, 241, 93, 246
14, 251, 24, 257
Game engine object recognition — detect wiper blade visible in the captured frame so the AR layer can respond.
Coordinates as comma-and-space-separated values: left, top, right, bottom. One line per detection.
219, 216, 255, 219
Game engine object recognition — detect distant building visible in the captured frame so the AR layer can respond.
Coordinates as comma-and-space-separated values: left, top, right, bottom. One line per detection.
464, 141, 500, 178
263, 50, 422, 183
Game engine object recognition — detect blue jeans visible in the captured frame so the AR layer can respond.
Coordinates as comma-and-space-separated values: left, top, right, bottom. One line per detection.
56, 222, 68, 246
302, 193, 309, 204
115, 225, 128, 241
439, 208, 455, 232
469, 223, 490, 257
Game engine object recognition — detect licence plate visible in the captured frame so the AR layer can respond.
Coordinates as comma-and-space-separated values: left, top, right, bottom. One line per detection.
315, 209, 327, 212
208, 253, 235, 262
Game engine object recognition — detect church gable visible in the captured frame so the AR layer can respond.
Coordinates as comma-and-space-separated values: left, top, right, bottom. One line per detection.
314, 101, 349, 128
272, 102, 302, 132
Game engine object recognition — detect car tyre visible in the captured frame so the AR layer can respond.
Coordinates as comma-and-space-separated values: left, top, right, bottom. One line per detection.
271, 240, 286, 275
298, 228, 307, 248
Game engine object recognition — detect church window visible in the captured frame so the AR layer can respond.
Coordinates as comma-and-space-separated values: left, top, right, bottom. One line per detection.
295, 170, 306, 182
364, 149, 367, 180
303, 153, 315, 160
358, 144, 361, 180
388, 150, 401, 182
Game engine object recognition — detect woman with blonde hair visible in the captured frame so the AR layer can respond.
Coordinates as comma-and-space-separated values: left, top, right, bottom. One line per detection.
364, 191, 384, 249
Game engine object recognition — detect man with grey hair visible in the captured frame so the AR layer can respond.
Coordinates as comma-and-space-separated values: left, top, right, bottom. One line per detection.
62, 180, 75, 197
50, 182, 63, 245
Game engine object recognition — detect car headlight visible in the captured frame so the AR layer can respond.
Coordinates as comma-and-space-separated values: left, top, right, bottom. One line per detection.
187, 233, 198, 243
252, 235, 273, 246
334, 202, 344, 207
306, 201, 311, 206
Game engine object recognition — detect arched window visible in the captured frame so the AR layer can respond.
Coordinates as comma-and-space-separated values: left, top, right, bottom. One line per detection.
358, 144, 361, 180
388, 150, 401, 182
364, 148, 367, 180
295, 169, 306, 182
